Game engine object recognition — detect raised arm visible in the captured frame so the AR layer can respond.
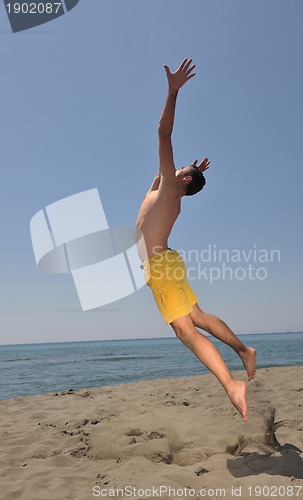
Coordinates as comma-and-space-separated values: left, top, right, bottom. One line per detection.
146, 172, 161, 195
158, 58, 196, 181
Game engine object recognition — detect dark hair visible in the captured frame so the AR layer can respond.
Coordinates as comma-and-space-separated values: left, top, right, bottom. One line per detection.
185, 167, 206, 196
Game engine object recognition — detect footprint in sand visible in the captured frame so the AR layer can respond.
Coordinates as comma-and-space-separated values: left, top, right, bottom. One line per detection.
124, 429, 144, 437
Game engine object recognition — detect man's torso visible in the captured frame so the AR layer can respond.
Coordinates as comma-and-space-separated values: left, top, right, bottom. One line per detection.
136, 179, 181, 261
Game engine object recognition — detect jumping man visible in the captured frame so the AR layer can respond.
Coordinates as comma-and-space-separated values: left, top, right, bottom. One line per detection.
136, 58, 256, 422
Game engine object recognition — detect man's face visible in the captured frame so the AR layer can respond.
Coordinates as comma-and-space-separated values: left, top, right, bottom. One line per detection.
175, 166, 194, 179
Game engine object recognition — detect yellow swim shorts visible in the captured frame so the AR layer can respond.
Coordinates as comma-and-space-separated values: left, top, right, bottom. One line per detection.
144, 249, 198, 324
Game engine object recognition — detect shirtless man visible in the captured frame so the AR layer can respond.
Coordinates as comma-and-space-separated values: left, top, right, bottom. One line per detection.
136, 58, 256, 422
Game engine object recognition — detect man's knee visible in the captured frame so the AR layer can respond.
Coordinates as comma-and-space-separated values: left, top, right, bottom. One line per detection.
171, 319, 196, 344
190, 307, 208, 328
172, 323, 184, 340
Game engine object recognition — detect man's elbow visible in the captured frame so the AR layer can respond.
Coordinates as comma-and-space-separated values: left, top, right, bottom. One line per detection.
158, 124, 171, 137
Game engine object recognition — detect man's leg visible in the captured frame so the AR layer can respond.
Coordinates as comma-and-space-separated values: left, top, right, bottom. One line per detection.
190, 304, 256, 380
171, 314, 248, 421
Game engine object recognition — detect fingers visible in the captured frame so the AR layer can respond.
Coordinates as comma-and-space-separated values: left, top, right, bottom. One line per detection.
163, 65, 171, 76
180, 58, 196, 78
180, 58, 189, 70
196, 157, 210, 172
180, 58, 193, 70
183, 58, 192, 71
186, 71, 196, 81
200, 157, 209, 165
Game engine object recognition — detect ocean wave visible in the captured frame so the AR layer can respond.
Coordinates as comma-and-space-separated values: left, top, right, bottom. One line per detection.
2, 358, 33, 363
90, 355, 164, 362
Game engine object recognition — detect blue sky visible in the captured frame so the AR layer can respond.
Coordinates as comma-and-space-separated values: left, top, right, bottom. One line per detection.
1, 0, 302, 344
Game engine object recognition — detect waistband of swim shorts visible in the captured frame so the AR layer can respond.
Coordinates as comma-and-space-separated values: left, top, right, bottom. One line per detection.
143, 248, 178, 268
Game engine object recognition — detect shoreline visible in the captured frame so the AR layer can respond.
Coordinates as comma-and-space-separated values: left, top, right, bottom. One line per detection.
1, 366, 303, 499
2, 362, 303, 403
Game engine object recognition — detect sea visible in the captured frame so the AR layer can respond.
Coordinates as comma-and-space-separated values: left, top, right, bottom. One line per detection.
0, 332, 302, 401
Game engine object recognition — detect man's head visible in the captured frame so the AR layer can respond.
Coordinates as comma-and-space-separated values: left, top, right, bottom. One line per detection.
175, 165, 206, 196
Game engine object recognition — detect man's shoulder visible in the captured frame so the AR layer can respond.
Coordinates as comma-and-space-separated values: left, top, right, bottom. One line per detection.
142, 178, 179, 204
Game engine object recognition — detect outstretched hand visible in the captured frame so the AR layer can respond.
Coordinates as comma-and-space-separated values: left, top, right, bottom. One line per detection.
164, 58, 196, 94
192, 157, 210, 173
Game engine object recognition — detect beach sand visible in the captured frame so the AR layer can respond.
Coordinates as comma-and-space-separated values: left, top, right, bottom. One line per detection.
1, 366, 303, 500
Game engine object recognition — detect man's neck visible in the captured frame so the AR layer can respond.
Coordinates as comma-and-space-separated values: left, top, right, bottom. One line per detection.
176, 181, 187, 197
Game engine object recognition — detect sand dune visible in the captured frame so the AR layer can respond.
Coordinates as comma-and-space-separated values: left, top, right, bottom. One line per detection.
1, 366, 302, 499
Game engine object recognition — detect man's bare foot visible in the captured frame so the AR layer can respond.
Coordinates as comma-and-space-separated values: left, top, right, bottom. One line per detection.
226, 379, 248, 422
240, 347, 257, 381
